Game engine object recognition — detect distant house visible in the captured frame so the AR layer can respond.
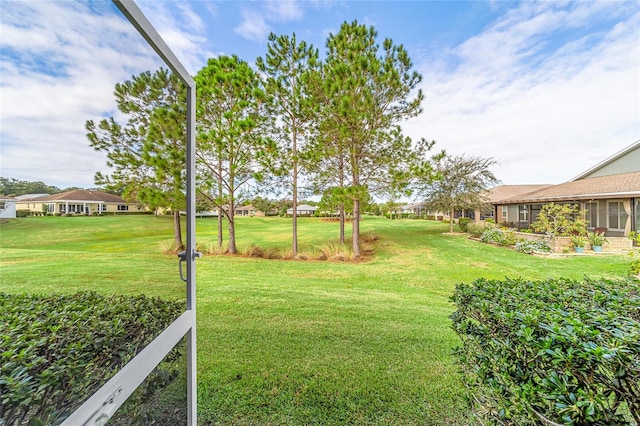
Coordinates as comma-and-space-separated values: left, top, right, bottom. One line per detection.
15, 189, 144, 215
397, 203, 425, 215
235, 205, 264, 217
491, 140, 640, 237
0, 197, 17, 219
286, 204, 317, 216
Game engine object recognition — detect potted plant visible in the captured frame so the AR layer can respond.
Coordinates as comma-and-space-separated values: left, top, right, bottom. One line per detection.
570, 234, 587, 253
588, 231, 608, 252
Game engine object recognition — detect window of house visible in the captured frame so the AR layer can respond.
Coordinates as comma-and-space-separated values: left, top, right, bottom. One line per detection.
117, 204, 128, 211
501, 206, 507, 219
585, 202, 598, 228
607, 201, 627, 230
0, 201, 5, 210
518, 205, 528, 222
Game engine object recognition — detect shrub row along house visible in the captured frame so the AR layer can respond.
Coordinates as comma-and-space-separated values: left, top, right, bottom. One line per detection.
490, 140, 640, 239
10, 189, 144, 216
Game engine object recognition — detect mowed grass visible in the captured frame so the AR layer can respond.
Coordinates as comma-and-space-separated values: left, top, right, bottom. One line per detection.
0, 215, 631, 425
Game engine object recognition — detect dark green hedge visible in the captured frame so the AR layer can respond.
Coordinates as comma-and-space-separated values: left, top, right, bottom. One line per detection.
0, 292, 184, 425
451, 277, 640, 425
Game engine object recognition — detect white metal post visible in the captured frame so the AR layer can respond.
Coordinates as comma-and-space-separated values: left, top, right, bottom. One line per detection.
60, 1, 198, 424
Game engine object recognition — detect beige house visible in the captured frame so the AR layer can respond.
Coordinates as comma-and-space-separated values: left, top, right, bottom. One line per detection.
235, 205, 265, 217
491, 140, 640, 237
16, 189, 144, 215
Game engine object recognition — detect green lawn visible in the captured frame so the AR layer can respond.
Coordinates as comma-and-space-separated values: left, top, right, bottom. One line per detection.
0, 215, 631, 425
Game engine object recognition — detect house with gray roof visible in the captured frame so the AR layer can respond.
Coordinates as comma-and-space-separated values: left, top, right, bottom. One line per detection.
286, 204, 318, 216
491, 140, 640, 237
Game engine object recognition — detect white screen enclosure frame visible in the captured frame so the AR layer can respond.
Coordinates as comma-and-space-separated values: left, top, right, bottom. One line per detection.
61, 0, 198, 424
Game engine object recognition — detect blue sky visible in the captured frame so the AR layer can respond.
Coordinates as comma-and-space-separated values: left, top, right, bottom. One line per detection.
1, 1, 639, 191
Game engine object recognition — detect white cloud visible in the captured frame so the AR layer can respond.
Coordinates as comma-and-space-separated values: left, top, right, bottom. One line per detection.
0, 1, 165, 188
235, 1, 304, 42
234, 8, 271, 42
265, 1, 303, 22
406, 2, 640, 185
137, 1, 217, 74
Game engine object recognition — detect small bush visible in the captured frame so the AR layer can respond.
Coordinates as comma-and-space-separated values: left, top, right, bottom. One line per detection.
480, 228, 505, 245
451, 277, 640, 425
16, 210, 30, 218
458, 217, 471, 232
500, 230, 517, 246
466, 223, 485, 238
515, 239, 551, 254
0, 292, 184, 425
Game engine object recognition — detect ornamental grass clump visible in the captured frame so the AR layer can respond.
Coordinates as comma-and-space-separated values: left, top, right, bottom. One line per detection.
451, 277, 640, 425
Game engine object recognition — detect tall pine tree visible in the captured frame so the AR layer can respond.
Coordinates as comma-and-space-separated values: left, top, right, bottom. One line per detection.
86, 69, 186, 249
257, 33, 319, 255
195, 55, 272, 254
312, 21, 425, 257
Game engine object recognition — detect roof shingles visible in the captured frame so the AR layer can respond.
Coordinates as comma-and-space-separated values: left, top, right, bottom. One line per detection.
25, 190, 126, 203
497, 171, 640, 204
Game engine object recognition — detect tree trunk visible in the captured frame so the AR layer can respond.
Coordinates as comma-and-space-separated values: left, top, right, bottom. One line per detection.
173, 210, 183, 250
339, 150, 345, 244
352, 198, 360, 257
217, 157, 223, 248
450, 208, 454, 233
339, 204, 345, 244
292, 128, 298, 255
228, 199, 236, 254
228, 217, 236, 254
217, 206, 223, 248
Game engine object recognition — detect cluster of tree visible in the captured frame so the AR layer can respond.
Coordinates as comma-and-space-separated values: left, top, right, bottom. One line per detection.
0, 177, 81, 197
87, 21, 498, 256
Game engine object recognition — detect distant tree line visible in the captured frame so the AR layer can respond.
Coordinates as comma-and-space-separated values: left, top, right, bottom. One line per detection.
0, 177, 83, 197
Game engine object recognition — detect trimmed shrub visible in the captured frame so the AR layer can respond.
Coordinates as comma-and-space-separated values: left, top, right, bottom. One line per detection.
480, 228, 505, 245
16, 210, 30, 218
458, 217, 471, 232
0, 292, 184, 425
514, 239, 551, 254
500, 230, 517, 246
467, 223, 484, 238
451, 277, 640, 425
